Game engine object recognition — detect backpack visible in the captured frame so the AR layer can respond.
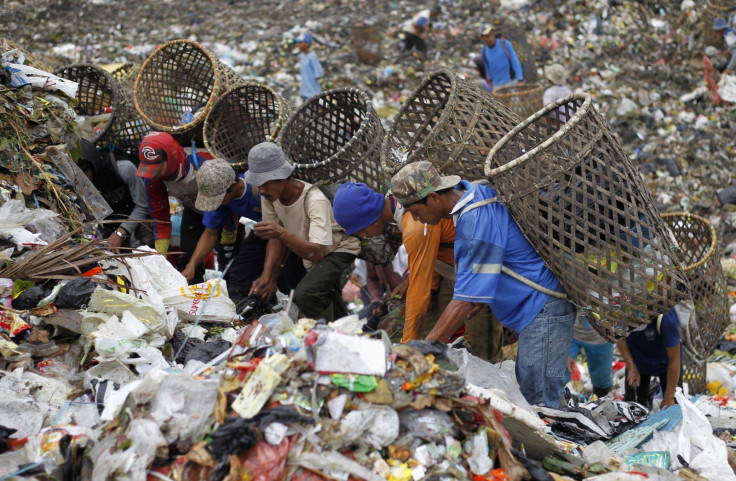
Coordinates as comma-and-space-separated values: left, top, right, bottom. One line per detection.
304, 182, 403, 266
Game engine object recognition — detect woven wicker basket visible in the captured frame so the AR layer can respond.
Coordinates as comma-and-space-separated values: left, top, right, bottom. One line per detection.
352, 25, 381, 65
381, 68, 523, 180
662, 212, 729, 393
485, 93, 690, 342
204, 83, 294, 172
280, 87, 387, 193
55, 63, 151, 156
702, 1, 735, 49
493, 25, 539, 84
492, 83, 543, 120
108, 63, 140, 89
133, 39, 245, 145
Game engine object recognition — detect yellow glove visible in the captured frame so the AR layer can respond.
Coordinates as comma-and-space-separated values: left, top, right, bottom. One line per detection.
154, 238, 170, 254
220, 228, 237, 245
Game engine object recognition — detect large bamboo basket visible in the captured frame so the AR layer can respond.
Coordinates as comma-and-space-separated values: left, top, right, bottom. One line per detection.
485, 93, 690, 342
55, 63, 151, 157
492, 83, 544, 120
380, 68, 522, 181
279, 87, 387, 193
133, 39, 245, 146
662, 212, 729, 393
204, 84, 294, 173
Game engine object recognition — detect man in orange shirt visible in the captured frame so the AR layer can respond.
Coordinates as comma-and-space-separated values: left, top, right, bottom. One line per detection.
332, 182, 502, 361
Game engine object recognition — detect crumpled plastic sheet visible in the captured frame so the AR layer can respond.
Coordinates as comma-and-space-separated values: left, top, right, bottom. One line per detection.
0, 200, 60, 247
89, 418, 166, 481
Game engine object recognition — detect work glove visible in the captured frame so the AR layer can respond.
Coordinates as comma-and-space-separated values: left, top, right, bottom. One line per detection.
154, 238, 170, 254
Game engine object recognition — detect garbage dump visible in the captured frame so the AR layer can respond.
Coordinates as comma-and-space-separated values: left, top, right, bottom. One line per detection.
2, 0, 736, 480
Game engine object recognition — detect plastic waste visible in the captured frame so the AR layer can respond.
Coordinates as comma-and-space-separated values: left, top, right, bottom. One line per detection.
161, 279, 236, 323
46, 146, 113, 221
0, 200, 60, 248
54, 278, 96, 309
206, 417, 258, 460
399, 409, 459, 443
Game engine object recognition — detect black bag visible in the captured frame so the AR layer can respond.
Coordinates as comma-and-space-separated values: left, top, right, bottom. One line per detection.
305, 182, 402, 265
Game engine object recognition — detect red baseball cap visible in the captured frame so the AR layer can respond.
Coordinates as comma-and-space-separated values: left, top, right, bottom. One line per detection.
137, 132, 177, 178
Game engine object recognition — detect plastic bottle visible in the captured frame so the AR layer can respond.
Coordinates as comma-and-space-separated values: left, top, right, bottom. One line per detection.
46, 147, 113, 221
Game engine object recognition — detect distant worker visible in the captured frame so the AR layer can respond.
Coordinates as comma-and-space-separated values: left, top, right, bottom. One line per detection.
542, 63, 572, 105
617, 307, 682, 409
399, 5, 442, 56
479, 24, 523, 90
713, 17, 736, 75
294, 33, 324, 102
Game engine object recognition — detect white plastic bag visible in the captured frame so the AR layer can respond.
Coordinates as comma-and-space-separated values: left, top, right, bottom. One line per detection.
3, 62, 79, 98
161, 279, 236, 323
674, 389, 736, 480
718, 73, 736, 103
101, 248, 187, 311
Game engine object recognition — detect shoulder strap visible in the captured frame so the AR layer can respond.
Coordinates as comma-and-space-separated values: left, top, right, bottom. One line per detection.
303, 181, 341, 232
458, 196, 567, 300
656, 314, 663, 335
499, 39, 512, 65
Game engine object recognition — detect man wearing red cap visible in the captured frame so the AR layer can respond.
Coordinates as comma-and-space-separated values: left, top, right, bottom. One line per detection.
137, 132, 217, 284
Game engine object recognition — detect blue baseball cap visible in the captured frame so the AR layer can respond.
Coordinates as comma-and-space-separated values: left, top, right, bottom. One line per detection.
294, 33, 313, 44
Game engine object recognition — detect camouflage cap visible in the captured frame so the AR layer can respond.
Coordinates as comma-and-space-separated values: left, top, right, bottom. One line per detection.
195, 158, 237, 212
390, 161, 461, 205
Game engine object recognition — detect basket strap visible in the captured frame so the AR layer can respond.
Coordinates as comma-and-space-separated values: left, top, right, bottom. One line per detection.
457, 196, 568, 300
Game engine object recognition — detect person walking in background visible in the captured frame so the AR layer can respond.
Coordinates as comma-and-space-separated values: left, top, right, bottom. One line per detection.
295, 33, 324, 102
479, 23, 523, 90
542, 63, 572, 105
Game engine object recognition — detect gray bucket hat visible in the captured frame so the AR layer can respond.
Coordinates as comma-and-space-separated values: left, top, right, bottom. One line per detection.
244, 142, 295, 186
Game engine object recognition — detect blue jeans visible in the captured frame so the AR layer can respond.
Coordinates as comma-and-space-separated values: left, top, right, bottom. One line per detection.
516, 295, 575, 407
566, 339, 614, 390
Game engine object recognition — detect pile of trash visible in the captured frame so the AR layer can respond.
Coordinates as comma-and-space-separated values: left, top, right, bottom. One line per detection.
2, 0, 736, 479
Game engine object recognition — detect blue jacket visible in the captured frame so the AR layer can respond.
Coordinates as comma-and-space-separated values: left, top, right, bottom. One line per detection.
482, 39, 523, 88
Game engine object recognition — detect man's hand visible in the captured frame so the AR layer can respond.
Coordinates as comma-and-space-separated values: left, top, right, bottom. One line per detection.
391, 277, 410, 301
253, 221, 285, 240
250, 275, 277, 301
181, 263, 196, 283
105, 233, 124, 250
370, 301, 387, 318
661, 394, 676, 409
626, 365, 641, 388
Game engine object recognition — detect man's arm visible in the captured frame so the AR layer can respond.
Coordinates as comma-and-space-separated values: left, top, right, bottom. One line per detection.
250, 237, 288, 301
311, 54, 324, 80
661, 344, 681, 408
116, 160, 150, 236
181, 227, 219, 281
616, 338, 641, 388
425, 299, 479, 341
254, 221, 326, 264
143, 177, 172, 253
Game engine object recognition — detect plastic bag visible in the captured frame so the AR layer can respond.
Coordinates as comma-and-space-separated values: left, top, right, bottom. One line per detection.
0, 200, 59, 248
3, 62, 78, 98
399, 409, 459, 443
161, 279, 236, 323
54, 278, 96, 309
150, 371, 219, 446
101, 249, 187, 311
206, 418, 258, 459
718, 73, 736, 103
88, 287, 168, 337
89, 418, 166, 481
673, 389, 736, 480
